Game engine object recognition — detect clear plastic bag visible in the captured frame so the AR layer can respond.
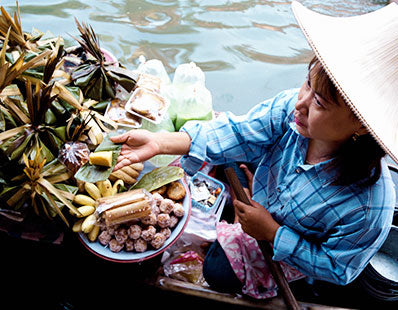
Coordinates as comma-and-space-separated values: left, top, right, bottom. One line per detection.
174, 82, 213, 131
173, 62, 205, 86
163, 250, 205, 285
136, 55, 171, 85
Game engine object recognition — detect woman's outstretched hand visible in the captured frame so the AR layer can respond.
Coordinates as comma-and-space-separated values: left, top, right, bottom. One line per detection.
110, 129, 161, 171
110, 129, 192, 171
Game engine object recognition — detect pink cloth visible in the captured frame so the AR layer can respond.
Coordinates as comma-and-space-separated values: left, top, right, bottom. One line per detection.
216, 221, 305, 299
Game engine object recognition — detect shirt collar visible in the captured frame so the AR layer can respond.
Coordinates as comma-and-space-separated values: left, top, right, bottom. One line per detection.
289, 121, 338, 186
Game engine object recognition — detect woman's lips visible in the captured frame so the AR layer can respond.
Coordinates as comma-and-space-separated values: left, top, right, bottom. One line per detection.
294, 117, 304, 127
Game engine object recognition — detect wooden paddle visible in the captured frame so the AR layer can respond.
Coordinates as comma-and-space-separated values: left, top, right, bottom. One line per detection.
224, 167, 301, 310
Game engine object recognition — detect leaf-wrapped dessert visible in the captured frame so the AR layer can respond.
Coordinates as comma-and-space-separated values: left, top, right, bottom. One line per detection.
71, 19, 138, 101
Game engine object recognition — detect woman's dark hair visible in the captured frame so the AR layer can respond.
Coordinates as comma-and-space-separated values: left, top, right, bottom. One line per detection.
308, 57, 386, 187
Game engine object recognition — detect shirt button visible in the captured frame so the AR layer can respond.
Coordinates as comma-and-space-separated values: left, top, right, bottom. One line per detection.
296, 168, 301, 173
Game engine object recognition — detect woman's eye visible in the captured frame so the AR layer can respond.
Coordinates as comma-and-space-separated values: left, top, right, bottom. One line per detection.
314, 97, 323, 108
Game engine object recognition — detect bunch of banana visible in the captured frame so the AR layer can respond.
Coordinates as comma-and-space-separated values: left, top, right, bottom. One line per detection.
71, 178, 124, 241
109, 162, 144, 185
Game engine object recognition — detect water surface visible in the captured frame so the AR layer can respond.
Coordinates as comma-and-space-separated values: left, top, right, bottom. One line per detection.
2, 0, 388, 114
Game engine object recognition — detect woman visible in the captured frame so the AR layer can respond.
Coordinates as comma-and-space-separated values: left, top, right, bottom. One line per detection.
111, 2, 397, 298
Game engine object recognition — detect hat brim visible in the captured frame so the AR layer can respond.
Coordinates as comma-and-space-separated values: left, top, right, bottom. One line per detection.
292, 1, 398, 164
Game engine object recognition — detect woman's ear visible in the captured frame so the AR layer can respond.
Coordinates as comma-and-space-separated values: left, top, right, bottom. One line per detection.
357, 125, 369, 136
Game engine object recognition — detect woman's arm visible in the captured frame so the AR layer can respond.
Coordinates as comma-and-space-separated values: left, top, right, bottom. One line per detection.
111, 129, 191, 170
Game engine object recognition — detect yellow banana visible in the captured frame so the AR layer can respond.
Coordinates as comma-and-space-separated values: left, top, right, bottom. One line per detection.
96, 179, 113, 197
112, 179, 124, 195
88, 224, 100, 242
72, 219, 84, 232
81, 214, 97, 233
84, 182, 101, 200
76, 205, 95, 218
74, 194, 96, 206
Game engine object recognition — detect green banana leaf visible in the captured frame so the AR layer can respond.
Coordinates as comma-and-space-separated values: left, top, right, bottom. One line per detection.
74, 130, 122, 183
132, 166, 185, 192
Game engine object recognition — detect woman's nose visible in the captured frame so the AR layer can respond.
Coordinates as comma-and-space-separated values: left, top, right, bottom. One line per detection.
295, 90, 311, 112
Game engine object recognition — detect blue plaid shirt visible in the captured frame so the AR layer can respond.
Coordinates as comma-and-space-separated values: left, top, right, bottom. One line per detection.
180, 88, 395, 285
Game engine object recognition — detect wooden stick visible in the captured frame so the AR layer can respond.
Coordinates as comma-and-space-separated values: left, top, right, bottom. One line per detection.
224, 167, 301, 310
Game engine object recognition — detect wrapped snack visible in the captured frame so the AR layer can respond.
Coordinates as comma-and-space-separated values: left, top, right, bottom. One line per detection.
136, 73, 162, 93
96, 188, 150, 213
125, 87, 169, 123
105, 98, 142, 128
58, 141, 90, 174
163, 251, 205, 284
103, 199, 151, 226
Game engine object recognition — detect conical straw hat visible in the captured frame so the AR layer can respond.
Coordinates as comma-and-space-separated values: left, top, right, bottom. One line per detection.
292, 1, 398, 164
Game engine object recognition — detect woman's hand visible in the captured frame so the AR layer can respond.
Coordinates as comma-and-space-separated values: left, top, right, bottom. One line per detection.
234, 194, 280, 242
234, 164, 280, 242
111, 129, 161, 170
111, 129, 191, 171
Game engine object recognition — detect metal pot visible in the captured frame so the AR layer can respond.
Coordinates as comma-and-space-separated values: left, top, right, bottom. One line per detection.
358, 225, 398, 301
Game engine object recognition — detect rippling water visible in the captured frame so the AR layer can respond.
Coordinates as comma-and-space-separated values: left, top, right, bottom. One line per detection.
2, 0, 388, 114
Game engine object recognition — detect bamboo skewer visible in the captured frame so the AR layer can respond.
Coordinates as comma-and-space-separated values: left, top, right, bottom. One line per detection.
224, 167, 301, 310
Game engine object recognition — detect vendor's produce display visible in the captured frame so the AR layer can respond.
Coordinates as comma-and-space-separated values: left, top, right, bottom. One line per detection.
0, 3, 201, 258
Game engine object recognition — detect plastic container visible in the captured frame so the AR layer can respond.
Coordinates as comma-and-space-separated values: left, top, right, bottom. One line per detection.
189, 172, 225, 213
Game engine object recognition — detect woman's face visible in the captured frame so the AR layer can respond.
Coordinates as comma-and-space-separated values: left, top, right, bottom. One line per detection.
294, 72, 364, 145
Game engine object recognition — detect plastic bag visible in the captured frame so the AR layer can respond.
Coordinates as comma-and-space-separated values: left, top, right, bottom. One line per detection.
174, 82, 213, 131
163, 250, 205, 285
173, 62, 205, 86
136, 55, 171, 85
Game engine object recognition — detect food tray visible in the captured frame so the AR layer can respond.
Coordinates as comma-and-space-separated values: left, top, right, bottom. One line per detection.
104, 98, 142, 129
189, 172, 225, 213
78, 162, 191, 263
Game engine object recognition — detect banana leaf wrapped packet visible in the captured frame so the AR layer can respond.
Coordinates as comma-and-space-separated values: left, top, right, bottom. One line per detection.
71, 19, 138, 101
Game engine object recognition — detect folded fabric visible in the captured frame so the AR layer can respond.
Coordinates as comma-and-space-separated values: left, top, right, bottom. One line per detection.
216, 221, 305, 299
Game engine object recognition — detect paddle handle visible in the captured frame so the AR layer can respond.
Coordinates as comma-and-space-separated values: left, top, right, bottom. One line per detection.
224, 167, 301, 310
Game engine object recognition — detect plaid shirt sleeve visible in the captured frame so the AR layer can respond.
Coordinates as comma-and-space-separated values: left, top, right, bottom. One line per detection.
179, 89, 298, 175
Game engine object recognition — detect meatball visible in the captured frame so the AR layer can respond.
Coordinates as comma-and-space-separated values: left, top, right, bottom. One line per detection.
127, 224, 142, 240
114, 227, 128, 244
157, 213, 171, 228
134, 238, 148, 252
159, 198, 174, 214
141, 225, 156, 241
173, 203, 185, 217
109, 239, 124, 252
151, 233, 166, 249
98, 230, 112, 246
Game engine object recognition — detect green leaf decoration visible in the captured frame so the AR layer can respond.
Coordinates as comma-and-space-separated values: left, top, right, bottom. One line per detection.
132, 166, 185, 192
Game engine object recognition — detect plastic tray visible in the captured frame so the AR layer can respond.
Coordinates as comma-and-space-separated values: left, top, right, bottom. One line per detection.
189, 171, 225, 213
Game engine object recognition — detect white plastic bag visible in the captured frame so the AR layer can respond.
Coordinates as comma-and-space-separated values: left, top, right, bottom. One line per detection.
173, 62, 205, 86
136, 55, 171, 85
